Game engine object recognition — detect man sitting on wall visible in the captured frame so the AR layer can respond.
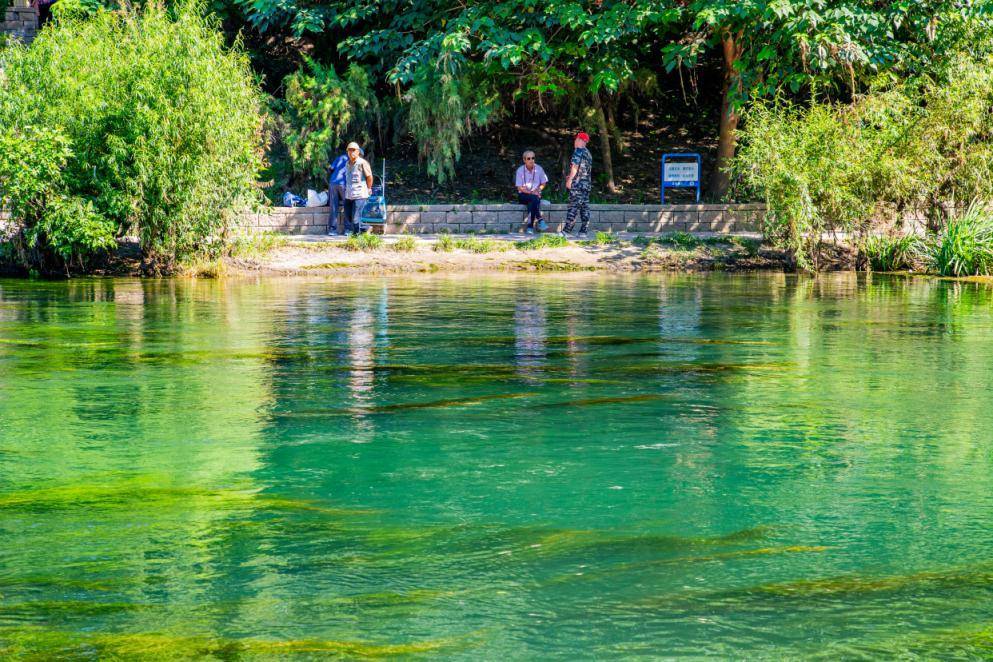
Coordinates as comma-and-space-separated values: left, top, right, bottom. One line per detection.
514, 150, 548, 235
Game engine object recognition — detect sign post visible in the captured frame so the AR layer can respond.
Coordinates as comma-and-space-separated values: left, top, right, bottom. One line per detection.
661, 153, 702, 204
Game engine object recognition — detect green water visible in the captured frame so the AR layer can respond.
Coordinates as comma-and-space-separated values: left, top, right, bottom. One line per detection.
2, 273, 993, 659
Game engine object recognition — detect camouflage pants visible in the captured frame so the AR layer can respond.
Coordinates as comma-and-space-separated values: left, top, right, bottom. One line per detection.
564, 186, 591, 233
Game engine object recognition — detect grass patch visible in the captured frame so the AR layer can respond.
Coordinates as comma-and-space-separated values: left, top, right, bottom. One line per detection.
634, 233, 762, 257
861, 234, 917, 271
393, 236, 417, 252
180, 258, 226, 278
226, 231, 286, 258
455, 237, 508, 253
434, 234, 457, 252
634, 232, 699, 250
580, 231, 619, 247
343, 233, 384, 252
921, 205, 993, 276
729, 236, 762, 256
515, 234, 569, 250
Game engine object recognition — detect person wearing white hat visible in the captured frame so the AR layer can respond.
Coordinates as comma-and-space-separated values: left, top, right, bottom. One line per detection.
343, 141, 373, 235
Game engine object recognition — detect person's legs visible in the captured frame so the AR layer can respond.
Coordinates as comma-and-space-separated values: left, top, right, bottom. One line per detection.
564, 188, 581, 233
343, 198, 356, 234
352, 198, 368, 234
328, 184, 343, 234
578, 188, 591, 234
518, 192, 540, 228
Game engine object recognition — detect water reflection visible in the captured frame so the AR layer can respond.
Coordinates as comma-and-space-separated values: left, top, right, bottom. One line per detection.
2, 274, 993, 657
513, 295, 547, 382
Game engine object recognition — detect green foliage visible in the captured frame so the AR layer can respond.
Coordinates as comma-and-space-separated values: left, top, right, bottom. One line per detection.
392, 236, 417, 252
515, 234, 568, 250
737, 53, 993, 270
434, 234, 456, 252
664, 1, 972, 101
405, 58, 500, 184
861, 235, 918, 272
0, 3, 265, 272
343, 233, 384, 251
921, 206, 993, 277
281, 58, 378, 180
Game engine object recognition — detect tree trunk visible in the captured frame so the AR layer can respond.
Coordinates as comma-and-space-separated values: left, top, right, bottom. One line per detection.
711, 30, 743, 201
605, 96, 624, 154
592, 93, 617, 194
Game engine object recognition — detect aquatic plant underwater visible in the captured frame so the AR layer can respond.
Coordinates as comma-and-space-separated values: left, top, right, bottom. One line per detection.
2, 273, 993, 657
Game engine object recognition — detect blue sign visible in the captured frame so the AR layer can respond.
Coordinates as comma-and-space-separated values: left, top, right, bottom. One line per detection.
661, 153, 701, 204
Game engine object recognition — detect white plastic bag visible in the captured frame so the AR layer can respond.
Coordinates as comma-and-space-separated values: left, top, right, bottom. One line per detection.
306, 189, 329, 207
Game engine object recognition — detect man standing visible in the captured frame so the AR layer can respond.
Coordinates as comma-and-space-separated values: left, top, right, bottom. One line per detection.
327, 149, 348, 235
343, 141, 373, 236
562, 132, 593, 238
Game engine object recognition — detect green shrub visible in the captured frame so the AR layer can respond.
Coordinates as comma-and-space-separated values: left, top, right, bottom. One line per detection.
0, 3, 265, 272
861, 234, 918, 272
392, 236, 417, 252
736, 56, 993, 270
515, 234, 568, 250
343, 233, 384, 251
434, 234, 456, 252
921, 205, 993, 276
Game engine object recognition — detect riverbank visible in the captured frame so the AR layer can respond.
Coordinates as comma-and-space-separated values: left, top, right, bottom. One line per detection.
223, 233, 796, 277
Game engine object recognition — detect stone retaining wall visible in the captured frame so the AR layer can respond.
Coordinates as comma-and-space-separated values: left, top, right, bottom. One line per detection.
2, 0, 38, 43
244, 203, 768, 235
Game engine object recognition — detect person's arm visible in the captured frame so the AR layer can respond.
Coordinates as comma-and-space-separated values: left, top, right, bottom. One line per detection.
565, 163, 578, 190
536, 167, 548, 196
364, 161, 373, 190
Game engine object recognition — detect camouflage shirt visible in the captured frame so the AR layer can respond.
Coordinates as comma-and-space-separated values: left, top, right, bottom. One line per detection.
570, 147, 593, 190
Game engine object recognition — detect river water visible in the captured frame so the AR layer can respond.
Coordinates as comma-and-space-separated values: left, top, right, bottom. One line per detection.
1, 273, 993, 658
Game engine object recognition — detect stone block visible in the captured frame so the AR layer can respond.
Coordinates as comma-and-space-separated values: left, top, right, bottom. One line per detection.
497, 210, 526, 225
419, 211, 447, 225
599, 211, 625, 224
386, 223, 433, 235
390, 211, 421, 226
472, 211, 499, 225
456, 223, 488, 233
447, 212, 474, 225
624, 210, 653, 223
687, 220, 735, 233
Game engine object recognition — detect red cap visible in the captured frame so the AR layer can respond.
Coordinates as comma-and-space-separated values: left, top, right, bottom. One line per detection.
576, 132, 590, 142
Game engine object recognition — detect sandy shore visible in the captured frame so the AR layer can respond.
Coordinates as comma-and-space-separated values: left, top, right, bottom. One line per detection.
227, 233, 788, 276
